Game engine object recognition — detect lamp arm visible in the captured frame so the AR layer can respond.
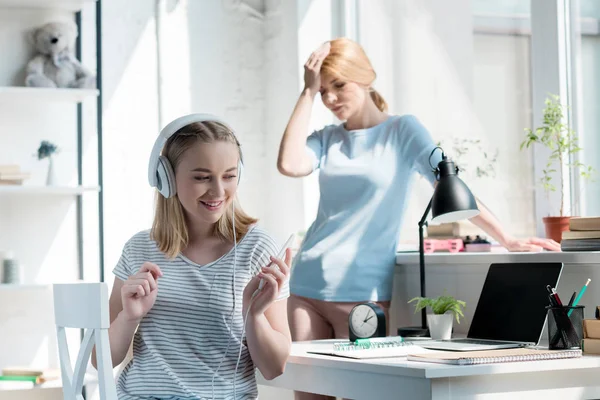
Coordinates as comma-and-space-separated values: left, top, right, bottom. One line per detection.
418, 197, 433, 329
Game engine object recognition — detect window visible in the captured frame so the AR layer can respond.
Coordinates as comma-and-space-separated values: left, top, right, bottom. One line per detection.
356, 0, 536, 245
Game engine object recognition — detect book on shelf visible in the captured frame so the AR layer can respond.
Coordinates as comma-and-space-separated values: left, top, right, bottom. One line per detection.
407, 348, 582, 365
569, 217, 600, 232
426, 221, 483, 238
0, 179, 24, 185
583, 319, 600, 339
561, 238, 600, 252
0, 375, 41, 384
1, 367, 60, 384
0, 172, 30, 180
583, 338, 600, 354
562, 230, 600, 240
0, 165, 20, 175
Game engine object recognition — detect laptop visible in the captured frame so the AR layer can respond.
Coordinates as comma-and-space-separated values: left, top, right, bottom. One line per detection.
419, 262, 563, 352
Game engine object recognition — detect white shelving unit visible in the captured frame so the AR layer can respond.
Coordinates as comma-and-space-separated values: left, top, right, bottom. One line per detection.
0, 0, 95, 12
0, 0, 103, 390
0, 283, 51, 290
0, 87, 98, 103
0, 185, 100, 195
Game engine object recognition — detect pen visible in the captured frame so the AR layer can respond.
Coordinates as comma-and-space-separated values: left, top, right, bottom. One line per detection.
568, 278, 591, 316
548, 293, 558, 307
567, 292, 576, 307
551, 288, 563, 306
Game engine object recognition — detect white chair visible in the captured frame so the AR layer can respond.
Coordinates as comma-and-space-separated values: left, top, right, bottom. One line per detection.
53, 282, 118, 400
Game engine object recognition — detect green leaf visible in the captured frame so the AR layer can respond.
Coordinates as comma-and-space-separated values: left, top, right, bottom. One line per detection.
408, 294, 466, 324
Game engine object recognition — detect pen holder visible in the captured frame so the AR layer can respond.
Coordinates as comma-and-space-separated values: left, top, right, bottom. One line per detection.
546, 305, 584, 350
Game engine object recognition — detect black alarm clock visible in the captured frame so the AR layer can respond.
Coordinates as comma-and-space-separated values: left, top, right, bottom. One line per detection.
348, 302, 386, 342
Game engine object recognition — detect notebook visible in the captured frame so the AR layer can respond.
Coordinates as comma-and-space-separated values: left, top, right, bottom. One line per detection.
407, 348, 582, 365
308, 337, 434, 359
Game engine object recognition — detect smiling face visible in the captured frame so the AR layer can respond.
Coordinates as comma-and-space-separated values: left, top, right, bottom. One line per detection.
175, 140, 239, 226
319, 73, 368, 121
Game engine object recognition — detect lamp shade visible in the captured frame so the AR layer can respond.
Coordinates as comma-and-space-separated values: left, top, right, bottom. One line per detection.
430, 156, 480, 224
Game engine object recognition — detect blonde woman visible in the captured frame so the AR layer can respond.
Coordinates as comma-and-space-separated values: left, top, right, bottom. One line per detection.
93, 115, 292, 400
278, 37, 559, 400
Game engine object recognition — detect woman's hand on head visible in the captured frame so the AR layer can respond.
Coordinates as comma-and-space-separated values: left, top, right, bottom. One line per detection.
243, 248, 292, 317
303, 42, 331, 95
121, 262, 163, 323
504, 237, 562, 252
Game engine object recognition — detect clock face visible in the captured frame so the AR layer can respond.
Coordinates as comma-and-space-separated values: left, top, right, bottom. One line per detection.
349, 304, 378, 338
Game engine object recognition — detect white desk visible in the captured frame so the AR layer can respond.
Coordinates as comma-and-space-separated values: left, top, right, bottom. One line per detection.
258, 341, 600, 400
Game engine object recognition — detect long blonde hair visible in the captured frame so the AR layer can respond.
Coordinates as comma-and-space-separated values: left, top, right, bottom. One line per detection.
150, 121, 257, 258
321, 37, 388, 112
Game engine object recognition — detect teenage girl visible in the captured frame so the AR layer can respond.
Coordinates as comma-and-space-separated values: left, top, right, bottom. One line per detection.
93, 114, 292, 400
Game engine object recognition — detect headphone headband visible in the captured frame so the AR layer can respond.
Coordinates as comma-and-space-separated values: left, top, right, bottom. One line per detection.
148, 113, 235, 187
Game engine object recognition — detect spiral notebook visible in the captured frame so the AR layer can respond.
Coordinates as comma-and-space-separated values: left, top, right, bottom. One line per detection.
407, 348, 582, 365
308, 337, 434, 359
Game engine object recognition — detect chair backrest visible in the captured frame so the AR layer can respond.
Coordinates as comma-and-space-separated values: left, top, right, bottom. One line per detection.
53, 283, 117, 400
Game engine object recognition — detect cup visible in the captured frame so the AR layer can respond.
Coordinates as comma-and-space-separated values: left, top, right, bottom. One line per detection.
547, 305, 584, 350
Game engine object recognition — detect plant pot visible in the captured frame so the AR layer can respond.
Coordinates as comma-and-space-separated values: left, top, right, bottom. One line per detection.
427, 313, 453, 340
543, 216, 571, 243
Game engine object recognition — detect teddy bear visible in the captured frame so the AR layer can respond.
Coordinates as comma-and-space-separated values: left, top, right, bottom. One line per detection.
25, 21, 96, 89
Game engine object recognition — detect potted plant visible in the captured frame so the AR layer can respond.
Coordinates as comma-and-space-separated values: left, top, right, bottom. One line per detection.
408, 294, 466, 340
520, 94, 595, 242
36, 140, 59, 185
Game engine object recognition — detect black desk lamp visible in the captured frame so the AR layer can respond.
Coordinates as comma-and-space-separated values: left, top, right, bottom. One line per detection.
398, 148, 480, 337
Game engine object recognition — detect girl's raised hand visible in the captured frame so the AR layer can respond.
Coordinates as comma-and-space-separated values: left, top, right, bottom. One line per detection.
304, 41, 331, 95
121, 262, 163, 323
243, 248, 292, 317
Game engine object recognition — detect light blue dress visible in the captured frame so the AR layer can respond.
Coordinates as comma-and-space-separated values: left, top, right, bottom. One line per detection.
290, 115, 442, 302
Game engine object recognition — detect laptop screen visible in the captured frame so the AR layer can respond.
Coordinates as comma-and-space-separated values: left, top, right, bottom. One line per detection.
467, 262, 563, 343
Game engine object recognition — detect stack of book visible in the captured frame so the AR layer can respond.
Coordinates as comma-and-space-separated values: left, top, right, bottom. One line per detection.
426, 221, 484, 239
0, 367, 59, 389
561, 217, 600, 252
426, 221, 492, 252
0, 164, 30, 185
583, 319, 600, 354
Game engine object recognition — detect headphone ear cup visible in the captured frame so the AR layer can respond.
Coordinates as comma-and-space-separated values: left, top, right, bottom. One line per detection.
157, 156, 177, 198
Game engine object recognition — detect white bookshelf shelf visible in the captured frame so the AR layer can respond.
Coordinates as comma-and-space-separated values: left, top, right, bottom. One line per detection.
0, 0, 96, 12
0, 283, 51, 290
0, 87, 99, 103
0, 185, 100, 195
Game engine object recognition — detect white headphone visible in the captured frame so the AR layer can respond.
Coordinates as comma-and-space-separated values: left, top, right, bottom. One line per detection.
148, 113, 243, 198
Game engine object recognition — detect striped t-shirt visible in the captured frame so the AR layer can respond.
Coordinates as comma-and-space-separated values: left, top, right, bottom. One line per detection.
112, 226, 289, 400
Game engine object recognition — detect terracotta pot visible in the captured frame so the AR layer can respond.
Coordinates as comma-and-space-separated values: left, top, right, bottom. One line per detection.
543, 216, 571, 243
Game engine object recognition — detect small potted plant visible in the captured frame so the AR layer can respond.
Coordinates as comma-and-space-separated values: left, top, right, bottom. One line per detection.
520, 94, 595, 242
409, 294, 466, 340
36, 140, 59, 185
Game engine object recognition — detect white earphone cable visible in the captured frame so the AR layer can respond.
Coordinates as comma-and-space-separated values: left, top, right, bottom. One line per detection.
211, 200, 238, 400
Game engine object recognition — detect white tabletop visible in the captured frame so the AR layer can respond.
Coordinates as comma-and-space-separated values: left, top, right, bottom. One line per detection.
287, 340, 600, 379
